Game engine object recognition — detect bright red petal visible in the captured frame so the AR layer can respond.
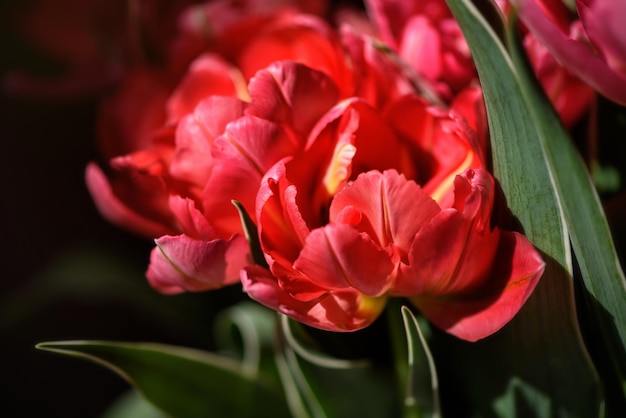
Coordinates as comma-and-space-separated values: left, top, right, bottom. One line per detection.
411, 231, 545, 341
256, 161, 308, 265
246, 61, 340, 137
292, 223, 395, 296
238, 14, 353, 95
166, 53, 246, 122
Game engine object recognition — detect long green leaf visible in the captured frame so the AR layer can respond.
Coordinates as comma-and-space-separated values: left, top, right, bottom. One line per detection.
37, 341, 290, 418
504, 8, 626, 402
441, 0, 602, 416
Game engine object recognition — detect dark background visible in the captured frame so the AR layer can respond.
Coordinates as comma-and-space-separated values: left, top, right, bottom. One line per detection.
0, 1, 247, 416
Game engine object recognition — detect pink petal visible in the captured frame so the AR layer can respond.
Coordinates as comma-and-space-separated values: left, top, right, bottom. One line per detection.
146, 234, 250, 294
576, 0, 626, 72
339, 28, 413, 109
394, 210, 460, 296
292, 223, 395, 296
202, 116, 296, 237
395, 209, 498, 296
449, 86, 488, 159
194, 96, 247, 144
399, 16, 443, 82
411, 231, 545, 341
383, 95, 483, 207
168, 195, 217, 241
305, 99, 418, 206
169, 114, 214, 189
85, 163, 175, 238
395, 169, 497, 296
169, 96, 246, 191
514, 0, 626, 104
330, 170, 440, 255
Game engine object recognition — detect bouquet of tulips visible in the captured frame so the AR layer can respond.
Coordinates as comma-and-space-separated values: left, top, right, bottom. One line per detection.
24, 0, 626, 416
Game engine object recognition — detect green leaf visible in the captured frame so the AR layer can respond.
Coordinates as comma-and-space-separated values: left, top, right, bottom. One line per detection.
37, 341, 290, 418
504, 12, 626, 402
400, 306, 441, 418
441, 0, 603, 416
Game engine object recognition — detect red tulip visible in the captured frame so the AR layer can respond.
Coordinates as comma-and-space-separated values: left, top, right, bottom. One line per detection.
86, 1, 544, 340
242, 63, 544, 340
87, 2, 340, 294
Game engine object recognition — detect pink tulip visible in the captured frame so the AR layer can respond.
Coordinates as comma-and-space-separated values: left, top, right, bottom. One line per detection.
365, 0, 596, 126
364, 0, 477, 100
513, 0, 626, 105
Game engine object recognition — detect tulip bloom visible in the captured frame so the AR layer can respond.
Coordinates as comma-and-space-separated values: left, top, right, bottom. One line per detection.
242, 63, 544, 341
86, 0, 544, 341
513, 0, 626, 105
86, 1, 410, 294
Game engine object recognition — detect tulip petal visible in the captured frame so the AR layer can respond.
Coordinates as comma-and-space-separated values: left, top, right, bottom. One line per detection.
242, 265, 387, 331
194, 96, 247, 145
169, 96, 246, 191
292, 223, 395, 296
411, 230, 545, 341
395, 169, 497, 296
384, 96, 482, 207
202, 115, 297, 236
514, 0, 626, 104
168, 195, 217, 241
576, 0, 626, 73
238, 14, 353, 94
399, 16, 443, 83
169, 114, 214, 191
146, 234, 250, 294
246, 61, 340, 137
330, 169, 440, 255
85, 163, 176, 238
256, 161, 308, 265
166, 53, 247, 122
